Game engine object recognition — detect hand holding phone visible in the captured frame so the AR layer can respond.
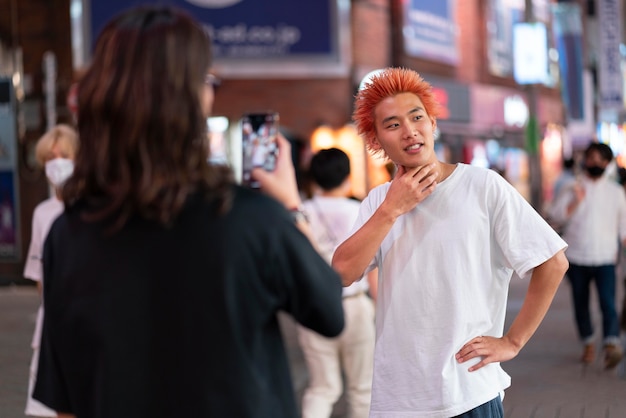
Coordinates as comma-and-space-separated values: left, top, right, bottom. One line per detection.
251, 133, 301, 210
241, 112, 279, 188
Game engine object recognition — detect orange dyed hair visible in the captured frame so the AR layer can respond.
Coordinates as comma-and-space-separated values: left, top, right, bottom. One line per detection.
352, 67, 441, 157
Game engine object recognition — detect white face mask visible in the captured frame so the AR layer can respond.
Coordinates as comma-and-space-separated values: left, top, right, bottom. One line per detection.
45, 158, 74, 187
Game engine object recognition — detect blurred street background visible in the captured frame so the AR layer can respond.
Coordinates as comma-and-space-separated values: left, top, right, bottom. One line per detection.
3, 1, 626, 417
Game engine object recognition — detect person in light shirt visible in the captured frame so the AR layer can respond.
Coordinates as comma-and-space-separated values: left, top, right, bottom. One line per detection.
332, 67, 569, 417
298, 148, 377, 418
23, 123, 78, 418
549, 141, 626, 369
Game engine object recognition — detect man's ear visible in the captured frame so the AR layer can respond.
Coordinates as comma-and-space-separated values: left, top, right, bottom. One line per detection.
368, 137, 382, 152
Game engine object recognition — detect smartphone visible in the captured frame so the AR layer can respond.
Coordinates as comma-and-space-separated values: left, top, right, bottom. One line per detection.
241, 112, 279, 188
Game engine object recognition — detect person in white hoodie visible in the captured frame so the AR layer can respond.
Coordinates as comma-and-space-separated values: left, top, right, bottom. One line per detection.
549, 141, 626, 368
23, 124, 78, 417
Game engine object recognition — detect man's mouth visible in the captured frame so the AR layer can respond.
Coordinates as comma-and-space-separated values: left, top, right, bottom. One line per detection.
405, 143, 422, 151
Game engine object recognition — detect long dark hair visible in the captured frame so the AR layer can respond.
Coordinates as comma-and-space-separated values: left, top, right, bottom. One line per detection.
63, 6, 232, 231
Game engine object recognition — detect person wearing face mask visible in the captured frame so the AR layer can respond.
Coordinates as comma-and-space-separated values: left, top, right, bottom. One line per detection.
23, 123, 78, 417
549, 142, 626, 369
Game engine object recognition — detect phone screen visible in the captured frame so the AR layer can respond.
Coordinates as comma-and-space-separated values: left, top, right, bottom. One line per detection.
241, 112, 279, 188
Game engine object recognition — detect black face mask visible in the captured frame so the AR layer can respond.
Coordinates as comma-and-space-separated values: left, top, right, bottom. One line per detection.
585, 165, 605, 178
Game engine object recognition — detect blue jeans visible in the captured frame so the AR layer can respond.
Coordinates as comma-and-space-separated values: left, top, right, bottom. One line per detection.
567, 264, 620, 343
452, 396, 503, 418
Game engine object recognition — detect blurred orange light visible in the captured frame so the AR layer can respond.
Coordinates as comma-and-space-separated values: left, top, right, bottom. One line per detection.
311, 124, 390, 199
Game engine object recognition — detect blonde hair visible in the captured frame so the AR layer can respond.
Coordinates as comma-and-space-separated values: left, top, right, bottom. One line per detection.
34, 124, 79, 167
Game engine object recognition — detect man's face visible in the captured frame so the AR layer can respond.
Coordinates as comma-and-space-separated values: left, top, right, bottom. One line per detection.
372, 92, 437, 169
585, 150, 609, 169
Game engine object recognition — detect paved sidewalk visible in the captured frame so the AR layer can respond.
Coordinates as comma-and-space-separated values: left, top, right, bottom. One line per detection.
2, 277, 626, 418
504, 349, 626, 417
0, 285, 39, 418
497, 276, 626, 418
280, 275, 626, 418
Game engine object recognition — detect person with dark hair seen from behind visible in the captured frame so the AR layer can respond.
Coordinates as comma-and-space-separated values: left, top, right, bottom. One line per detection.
332, 67, 569, 417
298, 148, 376, 418
550, 142, 626, 369
32, 5, 344, 418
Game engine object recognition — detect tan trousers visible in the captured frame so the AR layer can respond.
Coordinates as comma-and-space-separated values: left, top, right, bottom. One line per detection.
298, 293, 375, 418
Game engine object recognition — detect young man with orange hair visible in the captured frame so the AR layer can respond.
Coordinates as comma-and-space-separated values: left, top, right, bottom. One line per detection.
332, 67, 569, 417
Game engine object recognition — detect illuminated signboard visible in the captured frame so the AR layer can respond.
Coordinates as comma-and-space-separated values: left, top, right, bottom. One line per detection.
87, 0, 350, 77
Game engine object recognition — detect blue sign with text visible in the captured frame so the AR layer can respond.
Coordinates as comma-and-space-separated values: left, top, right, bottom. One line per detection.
89, 0, 336, 60
402, 0, 458, 65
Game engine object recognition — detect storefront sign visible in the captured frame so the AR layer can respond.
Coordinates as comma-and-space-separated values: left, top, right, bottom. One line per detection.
488, 0, 552, 79
486, 0, 524, 77
551, 3, 585, 119
597, 0, 623, 110
402, 0, 458, 65
88, 0, 349, 77
428, 77, 470, 123
513, 22, 548, 85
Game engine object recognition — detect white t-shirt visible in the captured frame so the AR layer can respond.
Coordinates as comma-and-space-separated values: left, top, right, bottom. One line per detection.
302, 195, 369, 297
24, 197, 64, 281
353, 164, 567, 417
23, 196, 64, 349
549, 175, 626, 265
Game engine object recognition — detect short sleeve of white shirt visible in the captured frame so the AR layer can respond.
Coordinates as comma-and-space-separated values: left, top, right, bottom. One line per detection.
353, 164, 567, 280
23, 197, 64, 282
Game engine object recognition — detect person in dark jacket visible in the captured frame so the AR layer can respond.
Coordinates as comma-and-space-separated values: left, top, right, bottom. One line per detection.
33, 5, 344, 418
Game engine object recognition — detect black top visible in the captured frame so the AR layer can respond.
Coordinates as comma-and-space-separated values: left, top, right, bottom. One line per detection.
34, 186, 344, 418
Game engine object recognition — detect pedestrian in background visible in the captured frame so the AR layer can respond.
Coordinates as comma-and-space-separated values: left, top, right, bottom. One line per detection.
547, 156, 577, 235
298, 148, 376, 418
549, 142, 626, 368
618, 166, 626, 331
23, 124, 78, 418
332, 67, 568, 417
33, 6, 344, 418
